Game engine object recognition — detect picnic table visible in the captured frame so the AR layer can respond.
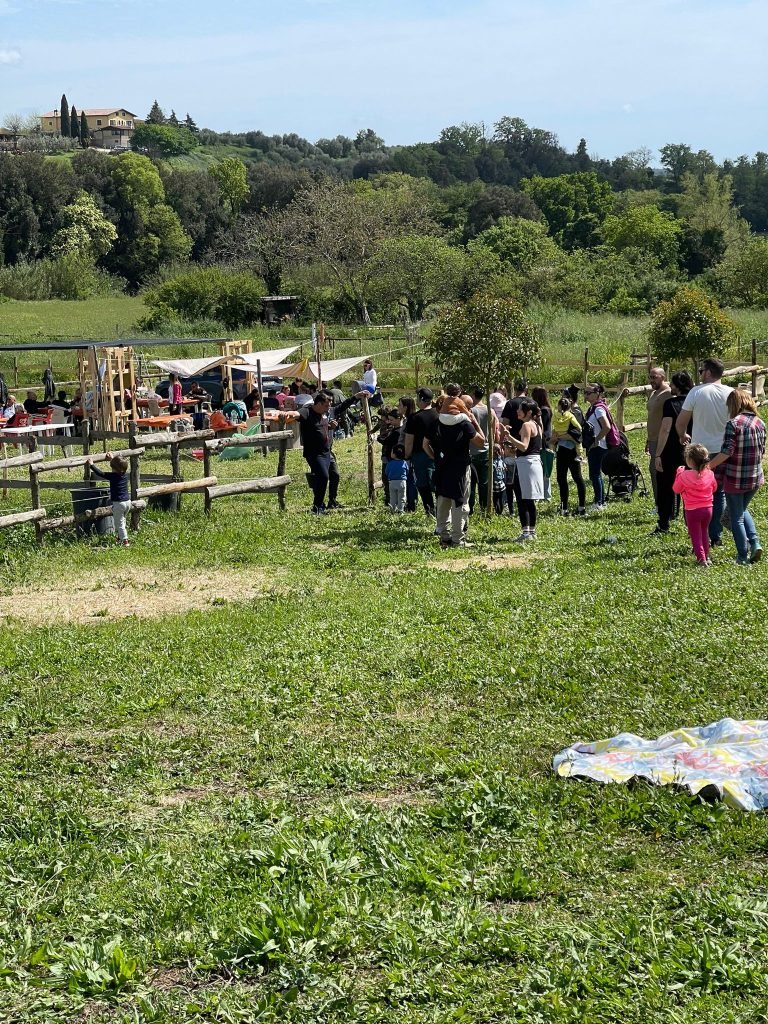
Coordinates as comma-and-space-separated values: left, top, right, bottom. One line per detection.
135, 414, 193, 430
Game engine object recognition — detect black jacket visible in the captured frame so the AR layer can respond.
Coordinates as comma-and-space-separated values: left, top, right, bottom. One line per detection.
300, 396, 358, 458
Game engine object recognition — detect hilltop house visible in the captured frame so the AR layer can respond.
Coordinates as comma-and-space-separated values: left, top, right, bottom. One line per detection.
40, 108, 141, 150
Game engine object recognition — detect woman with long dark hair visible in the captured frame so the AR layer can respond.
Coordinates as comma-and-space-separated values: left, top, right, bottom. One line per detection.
653, 370, 693, 535
506, 399, 544, 541
532, 386, 553, 501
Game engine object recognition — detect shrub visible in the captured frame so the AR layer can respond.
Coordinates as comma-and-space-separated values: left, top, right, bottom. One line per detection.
649, 286, 738, 367
141, 266, 266, 329
0, 255, 116, 300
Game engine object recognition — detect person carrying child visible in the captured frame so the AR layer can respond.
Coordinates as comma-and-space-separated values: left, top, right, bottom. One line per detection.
87, 453, 132, 547
385, 443, 410, 513
672, 443, 718, 567
551, 395, 586, 515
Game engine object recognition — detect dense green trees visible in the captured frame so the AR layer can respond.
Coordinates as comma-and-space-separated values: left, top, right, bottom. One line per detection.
131, 123, 198, 157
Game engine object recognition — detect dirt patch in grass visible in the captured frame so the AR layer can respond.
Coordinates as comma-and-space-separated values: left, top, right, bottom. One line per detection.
382, 553, 541, 574
0, 567, 282, 624
31, 719, 199, 752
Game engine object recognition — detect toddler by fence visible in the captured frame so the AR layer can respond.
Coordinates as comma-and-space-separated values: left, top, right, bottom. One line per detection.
385, 444, 409, 513
87, 453, 132, 547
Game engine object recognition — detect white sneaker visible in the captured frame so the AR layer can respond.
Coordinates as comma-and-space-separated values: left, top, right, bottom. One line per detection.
589, 503, 606, 512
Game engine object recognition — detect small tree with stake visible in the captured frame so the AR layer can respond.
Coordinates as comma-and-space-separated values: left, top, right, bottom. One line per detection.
649, 286, 737, 374
429, 293, 539, 513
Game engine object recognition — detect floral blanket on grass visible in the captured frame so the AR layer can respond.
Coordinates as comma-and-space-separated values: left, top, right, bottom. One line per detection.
553, 719, 768, 811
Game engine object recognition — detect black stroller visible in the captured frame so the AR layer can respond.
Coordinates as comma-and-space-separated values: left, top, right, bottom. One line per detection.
601, 435, 648, 502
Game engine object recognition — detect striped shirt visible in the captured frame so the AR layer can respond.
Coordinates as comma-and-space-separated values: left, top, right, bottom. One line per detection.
719, 412, 766, 493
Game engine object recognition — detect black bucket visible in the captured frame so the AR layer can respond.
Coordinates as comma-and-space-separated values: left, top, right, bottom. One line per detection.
71, 487, 113, 538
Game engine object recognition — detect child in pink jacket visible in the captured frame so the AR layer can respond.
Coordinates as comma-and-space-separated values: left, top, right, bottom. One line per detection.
673, 443, 718, 566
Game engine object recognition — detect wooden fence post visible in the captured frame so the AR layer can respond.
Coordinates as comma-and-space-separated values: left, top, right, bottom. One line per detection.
582, 348, 589, 390
752, 339, 758, 398
12, 356, 18, 389
361, 394, 375, 505
170, 440, 181, 482
128, 423, 141, 531
415, 358, 420, 392
277, 416, 288, 511
617, 371, 628, 432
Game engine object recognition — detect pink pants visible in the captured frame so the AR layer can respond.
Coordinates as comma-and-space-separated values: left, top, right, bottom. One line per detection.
684, 506, 712, 562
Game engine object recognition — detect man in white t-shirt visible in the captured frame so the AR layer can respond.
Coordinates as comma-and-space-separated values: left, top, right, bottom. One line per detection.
676, 357, 732, 545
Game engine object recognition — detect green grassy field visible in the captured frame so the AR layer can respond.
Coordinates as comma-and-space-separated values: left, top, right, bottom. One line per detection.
1, 428, 768, 1022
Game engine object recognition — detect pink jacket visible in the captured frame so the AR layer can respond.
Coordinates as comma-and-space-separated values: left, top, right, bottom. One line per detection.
672, 466, 717, 510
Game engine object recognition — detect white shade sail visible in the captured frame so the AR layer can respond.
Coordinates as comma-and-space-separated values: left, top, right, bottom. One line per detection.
152, 356, 225, 378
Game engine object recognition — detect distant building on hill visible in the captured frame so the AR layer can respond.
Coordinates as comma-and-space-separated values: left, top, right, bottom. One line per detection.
39, 107, 142, 150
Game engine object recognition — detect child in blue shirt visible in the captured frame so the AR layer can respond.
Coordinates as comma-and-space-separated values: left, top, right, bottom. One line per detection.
87, 452, 131, 546
385, 444, 409, 513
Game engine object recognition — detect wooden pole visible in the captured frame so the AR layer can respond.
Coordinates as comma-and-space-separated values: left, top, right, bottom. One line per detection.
415, 358, 420, 392
12, 356, 18, 389
752, 339, 758, 398
583, 348, 589, 391
277, 414, 287, 511
617, 372, 628, 432
361, 394, 375, 505
170, 441, 181, 482
256, 358, 267, 456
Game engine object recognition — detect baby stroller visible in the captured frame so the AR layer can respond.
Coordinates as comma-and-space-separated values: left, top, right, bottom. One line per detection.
601, 435, 648, 502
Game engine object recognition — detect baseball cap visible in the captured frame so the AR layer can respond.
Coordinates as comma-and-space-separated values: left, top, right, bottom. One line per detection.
417, 387, 433, 402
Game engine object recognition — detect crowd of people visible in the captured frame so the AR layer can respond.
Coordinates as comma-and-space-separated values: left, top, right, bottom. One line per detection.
298, 357, 767, 565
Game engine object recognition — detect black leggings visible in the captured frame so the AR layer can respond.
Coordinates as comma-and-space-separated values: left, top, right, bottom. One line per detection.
556, 446, 586, 510
656, 461, 681, 530
512, 475, 537, 531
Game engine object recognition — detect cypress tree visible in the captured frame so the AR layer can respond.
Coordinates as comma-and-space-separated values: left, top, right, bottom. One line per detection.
80, 110, 89, 147
147, 100, 165, 125
70, 104, 80, 140
60, 94, 69, 137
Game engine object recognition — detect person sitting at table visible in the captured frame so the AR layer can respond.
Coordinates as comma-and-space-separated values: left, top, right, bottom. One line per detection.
51, 390, 71, 411
263, 387, 280, 411
188, 382, 209, 410
23, 390, 48, 415
2, 394, 17, 418
295, 382, 315, 409
5, 404, 27, 427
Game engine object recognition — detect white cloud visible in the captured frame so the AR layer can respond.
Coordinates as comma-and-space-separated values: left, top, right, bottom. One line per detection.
0, 47, 20, 63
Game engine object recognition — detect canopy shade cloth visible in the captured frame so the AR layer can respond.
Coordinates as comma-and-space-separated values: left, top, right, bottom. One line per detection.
225, 354, 372, 382
225, 347, 300, 372
553, 718, 768, 811
152, 356, 225, 378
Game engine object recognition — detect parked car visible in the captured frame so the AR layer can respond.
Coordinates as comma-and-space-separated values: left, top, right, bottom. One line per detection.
155, 372, 283, 407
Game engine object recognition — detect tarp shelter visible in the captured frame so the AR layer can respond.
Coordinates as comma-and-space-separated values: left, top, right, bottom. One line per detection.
225, 347, 301, 376
225, 355, 370, 383
152, 356, 226, 378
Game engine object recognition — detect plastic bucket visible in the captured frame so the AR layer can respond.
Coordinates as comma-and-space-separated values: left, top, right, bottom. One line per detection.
71, 487, 113, 538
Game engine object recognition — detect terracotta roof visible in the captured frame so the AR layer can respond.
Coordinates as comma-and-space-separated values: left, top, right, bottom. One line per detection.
40, 108, 138, 118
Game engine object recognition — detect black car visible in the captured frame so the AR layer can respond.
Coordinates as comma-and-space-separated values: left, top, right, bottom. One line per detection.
156, 371, 283, 407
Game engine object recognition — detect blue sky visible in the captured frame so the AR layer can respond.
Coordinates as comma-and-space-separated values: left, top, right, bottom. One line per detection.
0, 0, 765, 161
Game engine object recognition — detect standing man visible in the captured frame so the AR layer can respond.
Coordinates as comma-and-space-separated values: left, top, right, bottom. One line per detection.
405, 387, 439, 516
676, 358, 732, 546
469, 386, 491, 512
424, 384, 486, 547
300, 389, 363, 513
646, 367, 671, 508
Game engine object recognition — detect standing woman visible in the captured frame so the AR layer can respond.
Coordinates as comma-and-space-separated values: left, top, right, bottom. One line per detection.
506, 399, 544, 541
362, 359, 377, 393
532, 386, 553, 501
653, 370, 693, 535
584, 383, 610, 510
708, 389, 766, 564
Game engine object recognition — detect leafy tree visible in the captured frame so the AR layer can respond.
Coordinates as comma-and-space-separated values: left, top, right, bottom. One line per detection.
712, 237, 768, 308
649, 286, 737, 369
209, 158, 249, 220
369, 235, 466, 321
275, 177, 435, 323
141, 266, 265, 329
111, 153, 165, 208
79, 111, 89, 148
184, 113, 198, 134
676, 172, 749, 258
429, 293, 539, 509
146, 100, 166, 125
602, 205, 681, 269
70, 105, 80, 142
214, 212, 287, 294
162, 169, 229, 260
354, 128, 384, 153
50, 190, 117, 260
60, 94, 69, 137
472, 216, 561, 273
660, 144, 717, 191
130, 124, 198, 157
463, 185, 543, 239
521, 172, 613, 249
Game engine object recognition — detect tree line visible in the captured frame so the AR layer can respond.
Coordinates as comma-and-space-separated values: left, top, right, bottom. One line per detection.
1, 113, 768, 325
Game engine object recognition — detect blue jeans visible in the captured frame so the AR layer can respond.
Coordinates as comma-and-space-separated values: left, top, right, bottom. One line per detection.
587, 446, 605, 505
726, 488, 760, 561
710, 482, 725, 543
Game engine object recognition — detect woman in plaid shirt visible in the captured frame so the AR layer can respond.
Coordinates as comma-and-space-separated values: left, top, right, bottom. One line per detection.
709, 389, 766, 565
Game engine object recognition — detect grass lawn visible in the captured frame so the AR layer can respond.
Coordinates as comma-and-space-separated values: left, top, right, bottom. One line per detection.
0, 428, 767, 1022
0, 295, 144, 343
